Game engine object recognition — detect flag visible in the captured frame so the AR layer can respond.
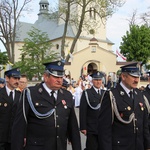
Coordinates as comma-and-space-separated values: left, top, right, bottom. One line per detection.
116, 49, 126, 60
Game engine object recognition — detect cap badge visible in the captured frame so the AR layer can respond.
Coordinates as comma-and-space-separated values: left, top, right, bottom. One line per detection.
97, 72, 100, 76
120, 91, 124, 96
58, 62, 61, 66
38, 88, 43, 93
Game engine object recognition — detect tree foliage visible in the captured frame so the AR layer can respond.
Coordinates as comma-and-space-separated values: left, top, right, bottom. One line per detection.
0, 51, 8, 64
0, 0, 31, 64
120, 25, 150, 65
13, 27, 58, 80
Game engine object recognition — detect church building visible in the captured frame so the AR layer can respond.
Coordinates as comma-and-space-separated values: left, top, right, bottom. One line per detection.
14, 0, 121, 81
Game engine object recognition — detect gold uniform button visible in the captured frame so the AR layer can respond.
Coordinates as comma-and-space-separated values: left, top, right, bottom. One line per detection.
127, 106, 131, 110
35, 103, 39, 106
4, 103, 7, 107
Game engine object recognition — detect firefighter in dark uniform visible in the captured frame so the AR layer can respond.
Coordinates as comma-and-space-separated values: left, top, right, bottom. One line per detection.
0, 68, 21, 150
0, 78, 5, 88
11, 61, 81, 150
79, 71, 110, 150
142, 71, 150, 131
98, 63, 150, 150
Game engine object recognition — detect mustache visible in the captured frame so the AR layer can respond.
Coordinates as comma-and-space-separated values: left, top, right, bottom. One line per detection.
14, 82, 19, 86
133, 81, 138, 84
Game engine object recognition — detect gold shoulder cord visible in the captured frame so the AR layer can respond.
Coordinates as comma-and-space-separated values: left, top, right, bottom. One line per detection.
109, 91, 135, 124
143, 95, 150, 114
85, 90, 106, 110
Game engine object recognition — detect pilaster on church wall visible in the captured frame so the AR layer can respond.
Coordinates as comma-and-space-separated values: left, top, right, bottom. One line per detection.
14, 42, 24, 62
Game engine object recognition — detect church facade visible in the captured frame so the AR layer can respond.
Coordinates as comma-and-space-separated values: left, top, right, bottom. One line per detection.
14, 0, 121, 81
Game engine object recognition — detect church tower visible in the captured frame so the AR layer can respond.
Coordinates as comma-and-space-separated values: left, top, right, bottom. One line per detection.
38, 0, 50, 20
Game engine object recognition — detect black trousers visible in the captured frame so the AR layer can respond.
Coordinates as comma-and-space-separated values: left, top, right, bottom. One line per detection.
85, 133, 98, 150
0, 143, 11, 150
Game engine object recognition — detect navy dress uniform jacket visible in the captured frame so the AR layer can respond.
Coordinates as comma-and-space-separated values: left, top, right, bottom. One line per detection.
79, 87, 105, 134
11, 83, 81, 150
0, 87, 21, 143
111, 84, 150, 150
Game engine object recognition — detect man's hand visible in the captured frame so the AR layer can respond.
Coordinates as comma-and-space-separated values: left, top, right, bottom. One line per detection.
23, 138, 26, 147
80, 130, 87, 136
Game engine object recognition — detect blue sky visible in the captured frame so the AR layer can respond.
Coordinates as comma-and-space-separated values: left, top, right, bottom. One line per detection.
1, 0, 150, 61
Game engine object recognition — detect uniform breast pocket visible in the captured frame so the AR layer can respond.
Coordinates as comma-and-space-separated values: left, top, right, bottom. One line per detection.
90, 101, 99, 107
113, 137, 129, 146
34, 102, 52, 113
26, 137, 45, 150
0, 102, 11, 114
59, 105, 72, 120
118, 107, 132, 121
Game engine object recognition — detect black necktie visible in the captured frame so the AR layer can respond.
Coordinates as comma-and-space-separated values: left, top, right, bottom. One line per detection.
129, 91, 134, 100
98, 90, 100, 95
51, 91, 56, 104
9, 91, 13, 101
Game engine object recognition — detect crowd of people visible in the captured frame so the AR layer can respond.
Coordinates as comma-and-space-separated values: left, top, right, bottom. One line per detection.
62, 71, 119, 108
0, 60, 150, 150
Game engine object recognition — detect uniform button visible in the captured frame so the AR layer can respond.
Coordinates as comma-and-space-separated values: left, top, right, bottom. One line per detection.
57, 136, 59, 138
57, 125, 59, 128
56, 115, 58, 117
117, 141, 120, 144
55, 106, 57, 108
136, 127, 138, 130
35, 141, 37, 144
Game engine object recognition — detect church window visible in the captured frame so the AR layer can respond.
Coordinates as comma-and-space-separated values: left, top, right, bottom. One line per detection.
91, 46, 96, 52
41, 4, 47, 10
89, 7, 96, 19
56, 44, 59, 49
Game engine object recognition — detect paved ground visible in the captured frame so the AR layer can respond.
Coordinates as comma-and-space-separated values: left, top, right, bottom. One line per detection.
67, 108, 86, 150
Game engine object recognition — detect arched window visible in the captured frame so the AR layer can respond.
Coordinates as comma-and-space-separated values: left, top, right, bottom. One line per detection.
56, 44, 59, 49
89, 7, 96, 19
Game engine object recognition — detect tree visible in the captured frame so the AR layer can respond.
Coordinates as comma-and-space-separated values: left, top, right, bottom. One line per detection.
0, 51, 8, 64
140, 7, 150, 27
120, 24, 150, 65
13, 27, 58, 80
0, 0, 31, 64
56, 0, 125, 62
